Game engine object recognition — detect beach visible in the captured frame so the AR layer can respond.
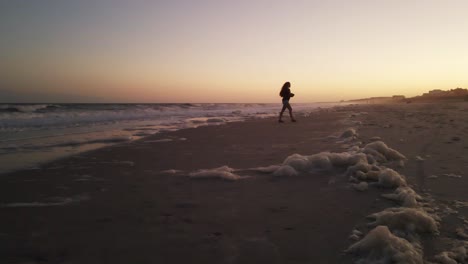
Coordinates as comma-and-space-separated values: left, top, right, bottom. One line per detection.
2, 102, 468, 263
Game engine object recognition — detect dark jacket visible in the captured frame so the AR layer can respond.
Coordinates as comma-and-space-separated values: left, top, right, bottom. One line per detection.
280, 88, 292, 101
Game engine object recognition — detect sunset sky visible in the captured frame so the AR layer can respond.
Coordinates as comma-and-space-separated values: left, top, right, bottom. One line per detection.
1, 0, 468, 103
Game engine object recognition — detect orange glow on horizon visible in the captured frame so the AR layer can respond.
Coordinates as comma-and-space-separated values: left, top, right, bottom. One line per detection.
1, 1, 468, 103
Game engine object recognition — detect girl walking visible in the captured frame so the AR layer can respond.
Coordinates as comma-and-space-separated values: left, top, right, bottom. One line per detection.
278, 82, 296, 123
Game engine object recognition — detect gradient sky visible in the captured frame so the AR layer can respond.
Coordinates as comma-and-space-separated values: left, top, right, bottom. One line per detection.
1, 0, 468, 103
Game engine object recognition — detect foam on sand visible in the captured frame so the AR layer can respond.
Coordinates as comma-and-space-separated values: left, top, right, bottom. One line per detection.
273, 140, 406, 183
362, 141, 406, 164
249, 165, 281, 173
434, 245, 468, 264
345, 225, 423, 264
367, 207, 439, 235
341, 128, 358, 139
283, 153, 314, 172
381, 187, 422, 207
182, 127, 456, 262
317, 128, 445, 263
353, 170, 380, 182
377, 168, 407, 188
452, 200, 468, 209
273, 165, 298, 177
456, 228, 468, 239
2, 195, 90, 208
443, 173, 462, 178
264, 129, 437, 261
273, 152, 363, 176
352, 182, 369, 192
189, 166, 245, 181
349, 229, 364, 241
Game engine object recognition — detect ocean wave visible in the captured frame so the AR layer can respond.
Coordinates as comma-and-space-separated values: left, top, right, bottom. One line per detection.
0, 104, 58, 113
0, 102, 336, 174
0, 136, 133, 152
0, 103, 285, 129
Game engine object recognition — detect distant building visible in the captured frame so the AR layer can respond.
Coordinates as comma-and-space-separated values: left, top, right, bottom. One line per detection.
449, 88, 468, 96
428, 89, 444, 96
392, 95, 405, 100
419, 88, 468, 99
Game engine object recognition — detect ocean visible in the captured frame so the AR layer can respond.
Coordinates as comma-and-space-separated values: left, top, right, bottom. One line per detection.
0, 102, 335, 174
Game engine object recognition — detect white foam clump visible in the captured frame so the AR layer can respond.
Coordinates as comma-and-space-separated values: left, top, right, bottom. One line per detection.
363, 141, 406, 163
453, 200, 468, 208
273, 152, 361, 177
251, 165, 281, 173
354, 170, 380, 182
456, 228, 468, 239
367, 207, 439, 235
349, 229, 364, 241
352, 182, 368, 192
415, 156, 425, 161
189, 166, 244, 181
381, 187, 422, 207
273, 141, 407, 187
378, 168, 407, 188
346, 225, 423, 264
283, 154, 314, 172
443, 173, 462, 178
343, 165, 402, 189
341, 128, 358, 139
273, 165, 298, 177
434, 245, 467, 264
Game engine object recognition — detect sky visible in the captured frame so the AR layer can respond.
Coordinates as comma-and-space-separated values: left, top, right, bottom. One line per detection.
1, 0, 468, 103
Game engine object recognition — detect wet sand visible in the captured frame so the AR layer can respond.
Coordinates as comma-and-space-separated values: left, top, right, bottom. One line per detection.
1, 102, 468, 263
347, 102, 468, 261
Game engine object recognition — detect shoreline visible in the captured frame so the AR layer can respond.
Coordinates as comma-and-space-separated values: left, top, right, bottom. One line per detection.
1, 102, 468, 263
0, 102, 342, 175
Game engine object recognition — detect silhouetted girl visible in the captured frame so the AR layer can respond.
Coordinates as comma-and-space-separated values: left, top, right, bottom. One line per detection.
278, 82, 296, 123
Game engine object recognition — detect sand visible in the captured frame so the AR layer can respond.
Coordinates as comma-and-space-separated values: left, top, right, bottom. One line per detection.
1, 102, 468, 263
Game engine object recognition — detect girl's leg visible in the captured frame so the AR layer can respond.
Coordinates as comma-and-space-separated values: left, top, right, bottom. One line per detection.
279, 104, 287, 122
287, 104, 296, 121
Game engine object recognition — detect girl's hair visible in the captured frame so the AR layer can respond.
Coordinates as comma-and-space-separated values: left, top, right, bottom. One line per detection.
279, 82, 291, 97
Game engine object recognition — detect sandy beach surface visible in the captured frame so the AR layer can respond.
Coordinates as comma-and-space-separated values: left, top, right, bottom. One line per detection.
2, 102, 468, 264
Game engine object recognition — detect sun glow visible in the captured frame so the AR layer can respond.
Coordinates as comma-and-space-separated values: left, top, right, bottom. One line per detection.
1, 1, 468, 103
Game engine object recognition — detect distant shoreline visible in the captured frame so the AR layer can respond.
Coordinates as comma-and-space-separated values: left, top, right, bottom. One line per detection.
345, 87, 468, 104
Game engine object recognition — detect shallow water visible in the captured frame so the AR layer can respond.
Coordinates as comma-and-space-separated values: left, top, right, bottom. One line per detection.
0, 102, 338, 174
